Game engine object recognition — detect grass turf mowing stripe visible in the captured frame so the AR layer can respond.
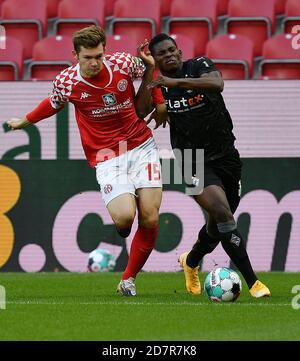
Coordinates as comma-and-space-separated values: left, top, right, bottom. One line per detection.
0, 272, 299, 340
6, 301, 291, 306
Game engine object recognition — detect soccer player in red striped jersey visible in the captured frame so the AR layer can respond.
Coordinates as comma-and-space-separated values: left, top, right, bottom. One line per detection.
7, 26, 162, 296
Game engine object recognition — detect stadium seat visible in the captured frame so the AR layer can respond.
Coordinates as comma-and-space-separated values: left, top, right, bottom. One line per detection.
53, 0, 105, 37
225, 0, 275, 57
275, 0, 286, 14
165, 0, 218, 56
0, 0, 5, 17
109, 0, 161, 46
259, 34, 300, 79
206, 34, 254, 79
170, 34, 195, 60
0, 0, 47, 59
47, 0, 61, 18
104, 0, 116, 16
0, 36, 23, 80
161, 0, 172, 17
282, 0, 300, 33
27, 35, 74, 80
217, 0, 230, 16
106, 35, 137, 55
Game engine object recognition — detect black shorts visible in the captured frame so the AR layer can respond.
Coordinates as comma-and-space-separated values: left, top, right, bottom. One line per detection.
204, 148, 242, 213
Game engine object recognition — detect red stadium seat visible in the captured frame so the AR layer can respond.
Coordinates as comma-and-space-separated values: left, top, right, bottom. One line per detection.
0, 0, 5, 17
0, 0, 47, 59
0, 36, 24, 80
104, 0, 116, 16
47, 0, 61, 18
259, 34, 300, 79
282, 0, 300, 33
225, 0, 275, 57
28, 35, 74, 80
275, 0, 286, 14
206, 34, 254, 79
109, 0, 161, 46
161, 0, 172, 17
165, 0, 218, 56
170, 34, 195, 60
217, 0, 230, 16
54, 0, 105, 37
106, 35, 137, 55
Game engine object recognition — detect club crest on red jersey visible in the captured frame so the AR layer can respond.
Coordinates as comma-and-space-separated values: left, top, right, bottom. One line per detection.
117, 79, 128, 92
102, 93, 117, 106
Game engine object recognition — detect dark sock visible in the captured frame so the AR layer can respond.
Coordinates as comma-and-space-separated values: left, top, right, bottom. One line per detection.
186, 225, 220, 268
218, 223, 257, 288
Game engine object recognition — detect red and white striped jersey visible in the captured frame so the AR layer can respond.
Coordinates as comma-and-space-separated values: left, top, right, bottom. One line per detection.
49, 52, 152, 167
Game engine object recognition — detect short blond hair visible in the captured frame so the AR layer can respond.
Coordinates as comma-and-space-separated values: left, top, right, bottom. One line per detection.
72, 25, 106, 54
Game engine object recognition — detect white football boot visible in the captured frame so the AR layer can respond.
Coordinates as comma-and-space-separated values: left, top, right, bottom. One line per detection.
117, 277, 137, 296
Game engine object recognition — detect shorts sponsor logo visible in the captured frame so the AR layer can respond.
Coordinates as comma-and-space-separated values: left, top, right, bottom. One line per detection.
191, 176, 200, 187
103, 184, 113, 194
102, 93, 117, 106
117, 79, 128, 92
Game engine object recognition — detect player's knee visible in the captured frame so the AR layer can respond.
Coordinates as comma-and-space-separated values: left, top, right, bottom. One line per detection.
210, 203, 234, 223
206, 225, 221, 240
116, 227, 132, 238
114, 214, 135, 231
138, 209, 159, 228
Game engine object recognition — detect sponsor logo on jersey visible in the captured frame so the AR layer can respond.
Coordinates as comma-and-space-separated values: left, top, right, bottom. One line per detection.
117, 79, 128, 92
91, 98, 131, 116
80, 92, 91, 99
166, 94, 204, 112
102, 93, 117, 106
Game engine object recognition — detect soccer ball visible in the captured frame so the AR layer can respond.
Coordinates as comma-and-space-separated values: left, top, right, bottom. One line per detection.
87, 248, 116, 272
205, 267, 242, 302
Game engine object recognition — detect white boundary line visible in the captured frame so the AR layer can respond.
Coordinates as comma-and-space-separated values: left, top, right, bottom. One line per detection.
6, 300, 291, 307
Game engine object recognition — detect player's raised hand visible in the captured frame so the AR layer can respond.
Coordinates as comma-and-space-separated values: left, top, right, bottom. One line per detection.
6, 117, 30, 130
137, 40, 155, 68
147, 75, 178, 89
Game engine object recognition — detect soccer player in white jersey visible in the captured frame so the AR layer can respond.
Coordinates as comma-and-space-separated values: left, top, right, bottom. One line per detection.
7, 26, 162, 297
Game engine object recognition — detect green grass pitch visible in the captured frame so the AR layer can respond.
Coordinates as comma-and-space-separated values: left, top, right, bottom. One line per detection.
0, 272, 299, 340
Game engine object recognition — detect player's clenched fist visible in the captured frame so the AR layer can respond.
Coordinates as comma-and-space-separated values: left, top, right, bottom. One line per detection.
6, 117, 30, 130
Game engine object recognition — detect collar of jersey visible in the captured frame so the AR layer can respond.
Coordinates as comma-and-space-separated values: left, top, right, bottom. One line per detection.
77, 59, 113, 89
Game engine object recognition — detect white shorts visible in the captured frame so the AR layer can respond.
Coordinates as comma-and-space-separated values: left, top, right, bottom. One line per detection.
95, 137, 162, 205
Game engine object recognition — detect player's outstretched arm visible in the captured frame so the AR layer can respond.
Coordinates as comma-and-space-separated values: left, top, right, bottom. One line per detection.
7, 117, 31, 130
6, 97, 63, 130
148, 71, 224, 93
